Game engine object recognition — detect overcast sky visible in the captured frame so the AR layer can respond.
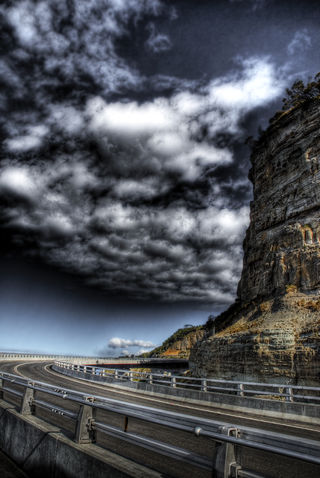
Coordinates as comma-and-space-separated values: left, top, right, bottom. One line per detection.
1, 0, 319, 356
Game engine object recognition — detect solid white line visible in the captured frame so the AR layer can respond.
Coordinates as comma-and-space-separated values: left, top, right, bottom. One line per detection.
14, 362, 31, 376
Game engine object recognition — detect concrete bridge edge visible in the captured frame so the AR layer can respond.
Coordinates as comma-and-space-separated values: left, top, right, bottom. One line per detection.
0, 399, 162, 478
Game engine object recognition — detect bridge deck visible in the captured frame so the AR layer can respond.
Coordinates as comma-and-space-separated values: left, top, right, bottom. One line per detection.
1, 360, 320, 478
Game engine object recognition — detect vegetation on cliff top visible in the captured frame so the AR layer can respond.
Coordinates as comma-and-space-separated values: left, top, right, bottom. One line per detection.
246, 72, 320, 148
270, 72, 320, 124
282, 73, 320, 109
140, 325, 203, 358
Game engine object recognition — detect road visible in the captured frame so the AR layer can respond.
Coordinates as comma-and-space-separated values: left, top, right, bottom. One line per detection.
1, 360, 320, 478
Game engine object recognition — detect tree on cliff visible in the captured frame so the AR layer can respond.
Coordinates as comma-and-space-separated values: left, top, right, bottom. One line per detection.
281, 72, 320, 110
267, 72, 320, 127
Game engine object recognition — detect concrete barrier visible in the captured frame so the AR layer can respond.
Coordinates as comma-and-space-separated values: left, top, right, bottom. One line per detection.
0, 399, 162, 478
53, 365, 320, 426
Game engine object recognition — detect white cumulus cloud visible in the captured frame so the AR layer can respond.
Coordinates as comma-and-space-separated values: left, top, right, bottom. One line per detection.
108, 337, 156, 349
0, 167, 38, 202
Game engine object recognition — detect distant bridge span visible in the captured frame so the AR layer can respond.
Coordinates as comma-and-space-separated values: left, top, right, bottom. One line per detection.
0, 352, 187, 367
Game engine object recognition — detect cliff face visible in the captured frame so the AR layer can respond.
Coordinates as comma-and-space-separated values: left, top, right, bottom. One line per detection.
146, 326, 205, 359
190, 101, 320, 385
239, 102, 320, 302
160, 328, 205, 358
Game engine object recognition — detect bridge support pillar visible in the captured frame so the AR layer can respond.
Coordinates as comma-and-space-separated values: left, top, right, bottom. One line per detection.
75, 405, 95, 444
212, 426, 239, 478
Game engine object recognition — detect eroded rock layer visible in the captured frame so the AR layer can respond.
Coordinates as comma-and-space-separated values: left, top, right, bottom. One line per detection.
190, 101, 320, 385
145, 326, 205, 359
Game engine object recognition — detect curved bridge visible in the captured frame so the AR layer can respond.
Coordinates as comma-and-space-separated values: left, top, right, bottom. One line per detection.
0, 359, 320, 478
0, 352, 188, 368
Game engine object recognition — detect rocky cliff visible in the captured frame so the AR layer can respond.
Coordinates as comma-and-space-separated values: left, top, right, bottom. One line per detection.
144, 326, 205, 359
190, 100, 320, 385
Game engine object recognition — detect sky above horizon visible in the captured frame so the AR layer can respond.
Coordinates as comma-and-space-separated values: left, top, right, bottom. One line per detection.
1, 0, 320, 356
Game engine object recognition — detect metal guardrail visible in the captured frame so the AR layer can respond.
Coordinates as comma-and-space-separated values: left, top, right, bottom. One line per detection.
0, 370, 319, 478
0, 353, 102, 360
55, 361, 320, 405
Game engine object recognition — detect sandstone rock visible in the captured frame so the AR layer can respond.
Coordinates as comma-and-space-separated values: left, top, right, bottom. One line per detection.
190, 100, 320, 385
161, 328, 205, 358
146, 326, 205, 359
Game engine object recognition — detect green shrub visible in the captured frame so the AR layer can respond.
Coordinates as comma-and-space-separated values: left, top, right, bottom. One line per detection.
281, 74, 320, 111
248, 72, 320, 145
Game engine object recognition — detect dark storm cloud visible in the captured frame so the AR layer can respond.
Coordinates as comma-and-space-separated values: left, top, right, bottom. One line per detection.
229, 0, 268, 11
145, 23, 172, 53
0, 0, 297, 305
287, 29, 312, 56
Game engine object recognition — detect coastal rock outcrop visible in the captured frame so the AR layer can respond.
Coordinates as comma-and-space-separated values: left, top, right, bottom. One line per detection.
190, 100, 320, 385
145, 326, 205, 359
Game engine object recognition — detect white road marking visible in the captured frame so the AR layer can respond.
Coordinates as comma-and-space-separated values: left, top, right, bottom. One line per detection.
14, 363, 31, 376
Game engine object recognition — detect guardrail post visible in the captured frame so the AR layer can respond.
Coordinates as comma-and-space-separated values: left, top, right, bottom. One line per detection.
212, 426, 239, 478
201, 379, 207, 392
0, 378, 3, 399
237, 383, 244, 397
149, 374, 153, 385
129, 371, 133, 382
75, 405, 95, 443
115, 370, 119, 380
123, 416, 129, 432
286, 386, 294, 402
21, 387, 34, 415
171, 377, 176, 388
